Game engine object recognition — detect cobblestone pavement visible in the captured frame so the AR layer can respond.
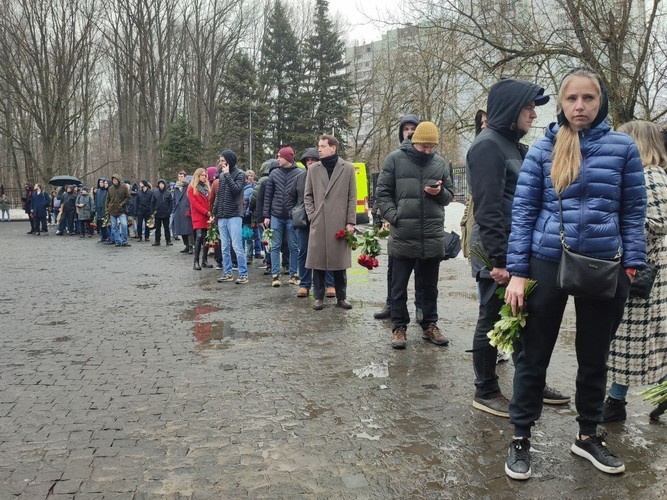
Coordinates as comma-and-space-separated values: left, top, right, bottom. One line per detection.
0, 221, 665, 499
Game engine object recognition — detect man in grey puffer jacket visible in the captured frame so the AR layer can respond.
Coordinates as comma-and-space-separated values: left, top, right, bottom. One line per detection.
376, 121, 454, 349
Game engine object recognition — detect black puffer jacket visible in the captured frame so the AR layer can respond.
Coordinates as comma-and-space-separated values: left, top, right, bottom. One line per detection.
213, 167, 246, 218
263, 164, 302, 219
137, 188, 152, 216
151, 181, 173, 218
376, 141, 454, 259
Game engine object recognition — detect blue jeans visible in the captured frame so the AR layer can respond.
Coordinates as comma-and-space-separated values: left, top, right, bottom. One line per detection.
1, 209, 9, 221
110, 213, 128, 244
218, 217, 247, 276
270, 216, 297, 277
610, 374, 667, 401
296, 227, 333, 289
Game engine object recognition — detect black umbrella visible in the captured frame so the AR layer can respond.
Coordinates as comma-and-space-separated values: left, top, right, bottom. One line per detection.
49, 175, 81, 187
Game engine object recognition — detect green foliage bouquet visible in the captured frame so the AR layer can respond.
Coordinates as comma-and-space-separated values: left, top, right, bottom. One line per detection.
469, 242, 537, 355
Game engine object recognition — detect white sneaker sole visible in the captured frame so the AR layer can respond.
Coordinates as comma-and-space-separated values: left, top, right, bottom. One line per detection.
504, 462, 531, 480
570, 444, 625, 474
472, 400, 510, 418
543, 397, 571, 405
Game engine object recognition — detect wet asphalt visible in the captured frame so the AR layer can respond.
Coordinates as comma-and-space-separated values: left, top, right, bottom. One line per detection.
0, 221, 665, 499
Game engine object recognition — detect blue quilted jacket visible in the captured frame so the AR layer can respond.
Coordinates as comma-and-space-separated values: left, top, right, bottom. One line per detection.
507, 121, 647, 277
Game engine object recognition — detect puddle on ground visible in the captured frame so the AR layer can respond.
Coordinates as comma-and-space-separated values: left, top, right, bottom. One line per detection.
353, 361, 389, 379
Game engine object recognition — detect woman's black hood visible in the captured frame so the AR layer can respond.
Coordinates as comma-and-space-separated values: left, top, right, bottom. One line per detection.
556, 69, 609, 129
486, 79, 549, 139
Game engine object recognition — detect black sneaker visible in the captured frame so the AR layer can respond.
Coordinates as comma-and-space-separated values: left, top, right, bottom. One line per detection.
543, 385, 571, 405
505, 437, 531, 480
649, 400, 667, 421
571, 432, 625, 474
601, 396, 627, 423
472, 394, 510, 418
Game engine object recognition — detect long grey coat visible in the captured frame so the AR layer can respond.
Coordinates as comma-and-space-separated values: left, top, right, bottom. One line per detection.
304, 158, 357, 270
172, 182, 193, 236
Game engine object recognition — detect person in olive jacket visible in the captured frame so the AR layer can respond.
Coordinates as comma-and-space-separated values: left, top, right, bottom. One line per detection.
376, 121, 454, 350
150, 179, 174, 246
105, 174, 131, 246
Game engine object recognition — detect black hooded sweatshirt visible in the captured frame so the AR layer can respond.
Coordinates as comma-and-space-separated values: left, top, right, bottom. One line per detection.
466, 79, 547, 277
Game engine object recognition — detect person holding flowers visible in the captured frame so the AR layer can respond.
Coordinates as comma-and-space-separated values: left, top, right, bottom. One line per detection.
467, 79, 558, 419
503, 68, 646, 480
304, 135, 357, 310
375, 121, 454, 349
188, 167, 213, 271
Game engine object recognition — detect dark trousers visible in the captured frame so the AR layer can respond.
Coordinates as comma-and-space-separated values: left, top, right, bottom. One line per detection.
58, 211, 75, 233
384, 256, 423, 308
136, 214, 151, 239
510, 257, 630, 438
97, 219, 109, 241
154, 217, 170, 243
472, 278, 503, 398
390, 257, 440, 330
32, 215, 47, 233
79, 219, 93, 236
313, 269, 346, 300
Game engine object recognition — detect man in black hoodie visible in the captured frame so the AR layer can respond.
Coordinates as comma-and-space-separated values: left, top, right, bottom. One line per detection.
374, 114, 424, 321
468, 79, 568, 418
151, 179, 174, 246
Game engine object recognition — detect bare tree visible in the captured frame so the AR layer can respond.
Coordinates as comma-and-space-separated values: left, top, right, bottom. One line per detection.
0, 0, 100, 186
412, 0, 667, 124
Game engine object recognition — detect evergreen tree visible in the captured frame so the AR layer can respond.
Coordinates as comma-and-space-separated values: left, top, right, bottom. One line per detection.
259, 1, 304, 154
301, 0, 352, 153
215, 52, 267, 172
160, 117, 203, 179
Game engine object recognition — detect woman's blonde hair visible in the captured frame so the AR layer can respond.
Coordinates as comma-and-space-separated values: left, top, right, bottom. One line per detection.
551, 69, 602, 194
189, 167, 208, 194
617, 120, 667, 169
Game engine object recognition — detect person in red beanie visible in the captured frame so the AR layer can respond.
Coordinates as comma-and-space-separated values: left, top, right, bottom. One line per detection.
263, 146, 302, 287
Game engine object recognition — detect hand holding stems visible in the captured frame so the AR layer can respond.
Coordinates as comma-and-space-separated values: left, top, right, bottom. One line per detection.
490, 267, 510, 286
505, 276, 528, 316
264, 218, 270, 228
346, 223, 355, 234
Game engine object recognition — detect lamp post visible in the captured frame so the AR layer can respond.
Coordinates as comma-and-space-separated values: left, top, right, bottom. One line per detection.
249, 106, 253, 171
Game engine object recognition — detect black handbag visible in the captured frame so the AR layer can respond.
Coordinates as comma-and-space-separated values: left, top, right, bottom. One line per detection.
443, 231, 461, 260
556, 197, 621, 300
290, 203, 308, 229
629, 262, 657, 299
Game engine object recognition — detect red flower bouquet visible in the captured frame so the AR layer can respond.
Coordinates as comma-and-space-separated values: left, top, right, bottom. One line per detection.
335, 228, 359, 250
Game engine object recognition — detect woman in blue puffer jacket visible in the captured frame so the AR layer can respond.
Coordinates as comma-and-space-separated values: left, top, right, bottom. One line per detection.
501, 68, 646, 481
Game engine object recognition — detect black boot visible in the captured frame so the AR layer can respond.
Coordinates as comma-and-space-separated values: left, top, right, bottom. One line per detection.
649, 399, 667, 421
201, 252, 213, 268
601, 396, 627, 422
193, 239, 202, 270
180, 236, 190, 253
374, 304, 391, 320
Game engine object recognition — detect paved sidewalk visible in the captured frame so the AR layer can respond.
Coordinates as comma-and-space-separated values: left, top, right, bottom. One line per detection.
0, 223, 665, 498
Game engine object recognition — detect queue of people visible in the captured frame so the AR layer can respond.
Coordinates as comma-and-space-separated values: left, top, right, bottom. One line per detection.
11, 66, 667, 482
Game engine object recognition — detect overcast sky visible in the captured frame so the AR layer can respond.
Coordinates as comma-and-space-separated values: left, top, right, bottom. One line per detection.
331, 0, 401, 45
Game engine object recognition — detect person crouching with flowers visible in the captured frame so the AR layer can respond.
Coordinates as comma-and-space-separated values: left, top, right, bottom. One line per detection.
375, 121, 454, 349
